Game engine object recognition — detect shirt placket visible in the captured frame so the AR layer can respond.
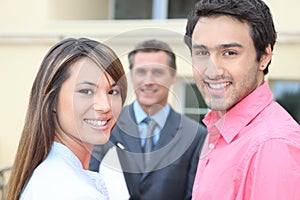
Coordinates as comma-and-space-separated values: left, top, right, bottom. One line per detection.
193, 125, 221, 199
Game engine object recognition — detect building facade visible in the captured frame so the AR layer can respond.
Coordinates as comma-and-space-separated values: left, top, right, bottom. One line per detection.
1, 0, 299, 170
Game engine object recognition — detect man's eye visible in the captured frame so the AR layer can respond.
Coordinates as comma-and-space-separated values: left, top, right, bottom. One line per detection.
223, 50, 237, 56
193, 51, 209, 56
153, 69, 164, 76
108, 89, 120, 95
134, 69, 146, 75
79, 89, 93, 95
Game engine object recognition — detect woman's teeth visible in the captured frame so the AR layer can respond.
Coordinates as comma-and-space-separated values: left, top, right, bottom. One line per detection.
84, 119, 107, 127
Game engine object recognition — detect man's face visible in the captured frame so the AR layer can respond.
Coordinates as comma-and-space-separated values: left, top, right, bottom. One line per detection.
191, 16, 270, 115
130, 51, 176, 113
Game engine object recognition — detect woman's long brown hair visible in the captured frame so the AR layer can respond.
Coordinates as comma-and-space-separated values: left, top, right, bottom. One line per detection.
6, 38, 127, 200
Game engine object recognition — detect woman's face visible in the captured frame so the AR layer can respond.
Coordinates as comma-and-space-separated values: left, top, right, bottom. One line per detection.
55, 57, 122, 146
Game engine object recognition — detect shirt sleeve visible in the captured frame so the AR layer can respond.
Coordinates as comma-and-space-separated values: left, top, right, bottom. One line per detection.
243, 138, 300, 200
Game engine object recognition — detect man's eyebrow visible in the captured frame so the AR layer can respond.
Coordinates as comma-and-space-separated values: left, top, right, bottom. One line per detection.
192, 44, 208, 50
219, 43, 243, 49
192, 43, 243, 51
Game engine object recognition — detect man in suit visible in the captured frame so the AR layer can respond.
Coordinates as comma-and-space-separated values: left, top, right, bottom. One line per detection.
90, 39, 206, 200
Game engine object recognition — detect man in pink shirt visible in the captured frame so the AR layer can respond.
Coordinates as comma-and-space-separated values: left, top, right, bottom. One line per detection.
184, 0, 300, 199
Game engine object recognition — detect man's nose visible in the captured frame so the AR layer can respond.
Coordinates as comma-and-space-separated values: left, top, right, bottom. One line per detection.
205, 57, 225, 79
144, 72, 155, 84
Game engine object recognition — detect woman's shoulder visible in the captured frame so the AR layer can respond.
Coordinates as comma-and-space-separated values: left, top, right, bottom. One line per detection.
21, 157, 107, 199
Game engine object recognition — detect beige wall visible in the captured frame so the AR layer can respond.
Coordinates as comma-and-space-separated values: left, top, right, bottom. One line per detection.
1, 0, 300, 168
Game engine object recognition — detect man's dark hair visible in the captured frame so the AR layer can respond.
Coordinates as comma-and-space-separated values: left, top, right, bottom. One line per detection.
184, 0, 277, 75
128, 39, 176, 75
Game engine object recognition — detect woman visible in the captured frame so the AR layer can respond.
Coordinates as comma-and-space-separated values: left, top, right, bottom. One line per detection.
6, 38, 127, 200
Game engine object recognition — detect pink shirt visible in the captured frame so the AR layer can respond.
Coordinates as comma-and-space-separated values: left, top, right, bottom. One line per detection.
192, 82, 300, 200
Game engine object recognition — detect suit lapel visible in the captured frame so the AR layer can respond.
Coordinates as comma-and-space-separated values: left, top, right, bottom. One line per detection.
154, 109, 181, 150
116, 104, 143, 153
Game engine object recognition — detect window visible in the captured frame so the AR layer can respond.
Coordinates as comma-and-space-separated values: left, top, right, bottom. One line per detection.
114, 0, 153, 19
113, 0, 197, 19
168, 0, 198, 18
270, 80, 300, 123
183, 83, 209, 124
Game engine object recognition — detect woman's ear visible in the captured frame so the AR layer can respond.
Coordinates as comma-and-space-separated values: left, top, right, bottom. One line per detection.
259, 44, 272, 71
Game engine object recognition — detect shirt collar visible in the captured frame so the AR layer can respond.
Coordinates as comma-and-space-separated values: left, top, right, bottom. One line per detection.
51, 142, 82, 168
203, 82, 274, 143
133, 101, 170, 129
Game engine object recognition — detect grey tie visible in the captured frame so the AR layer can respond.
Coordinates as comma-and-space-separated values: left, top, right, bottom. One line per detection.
144, 119, 157, 153
143, 118, 157, 167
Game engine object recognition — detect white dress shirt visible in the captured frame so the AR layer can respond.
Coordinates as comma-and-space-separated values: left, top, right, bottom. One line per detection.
99, 146, 130, 200
21, 142, 109, 200
133, 101, 170, 147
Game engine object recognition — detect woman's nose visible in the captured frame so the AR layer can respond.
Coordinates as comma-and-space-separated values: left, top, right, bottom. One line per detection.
93, 94, 111, 112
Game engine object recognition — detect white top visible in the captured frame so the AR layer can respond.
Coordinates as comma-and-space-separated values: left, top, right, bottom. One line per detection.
21, 142, 109, 200
99, 146, 130, 200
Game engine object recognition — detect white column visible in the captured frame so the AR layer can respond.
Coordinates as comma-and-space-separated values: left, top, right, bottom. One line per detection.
152, 0, 168, 19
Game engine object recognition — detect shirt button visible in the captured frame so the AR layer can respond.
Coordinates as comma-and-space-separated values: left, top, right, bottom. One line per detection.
209, 143, 215, 149
195, 184, 199, 190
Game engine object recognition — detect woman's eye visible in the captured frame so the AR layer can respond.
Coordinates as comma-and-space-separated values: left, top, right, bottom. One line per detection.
108, 89, 120, 95
79, 89, 93, 95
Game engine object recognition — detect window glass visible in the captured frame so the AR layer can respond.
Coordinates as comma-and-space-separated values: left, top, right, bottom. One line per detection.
270, 80, 300, 123
168, 0, 198, 18
184, 83, 208, 124
114, 0, 152, 19
114, 0, 197, 19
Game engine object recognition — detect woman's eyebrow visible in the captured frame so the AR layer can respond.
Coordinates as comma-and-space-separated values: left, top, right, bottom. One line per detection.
77, 81, 118, 88
77, 81, 97, 87
111, 82, 118, 87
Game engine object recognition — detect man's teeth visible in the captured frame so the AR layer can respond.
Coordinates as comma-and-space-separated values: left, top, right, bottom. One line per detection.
209, 82, 230, 89
143, 89, 154, 93
143, 90, 155, 94
85, 119, 107, 127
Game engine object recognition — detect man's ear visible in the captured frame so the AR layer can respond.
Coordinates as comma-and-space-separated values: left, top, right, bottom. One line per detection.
172, 72, 177, 84
259, 44, 272, 71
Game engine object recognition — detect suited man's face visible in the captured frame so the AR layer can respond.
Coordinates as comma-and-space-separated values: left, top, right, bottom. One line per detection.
130, 51, 176, 114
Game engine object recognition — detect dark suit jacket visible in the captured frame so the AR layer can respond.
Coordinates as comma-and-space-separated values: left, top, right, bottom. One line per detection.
90, 104, 207, 200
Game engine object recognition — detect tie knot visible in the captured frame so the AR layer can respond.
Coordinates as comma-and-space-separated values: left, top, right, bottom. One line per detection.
143, 117, 156, 128
143, 117, 150, 124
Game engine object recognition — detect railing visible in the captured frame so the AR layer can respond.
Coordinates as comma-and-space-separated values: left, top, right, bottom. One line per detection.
0, 166, 11, 200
